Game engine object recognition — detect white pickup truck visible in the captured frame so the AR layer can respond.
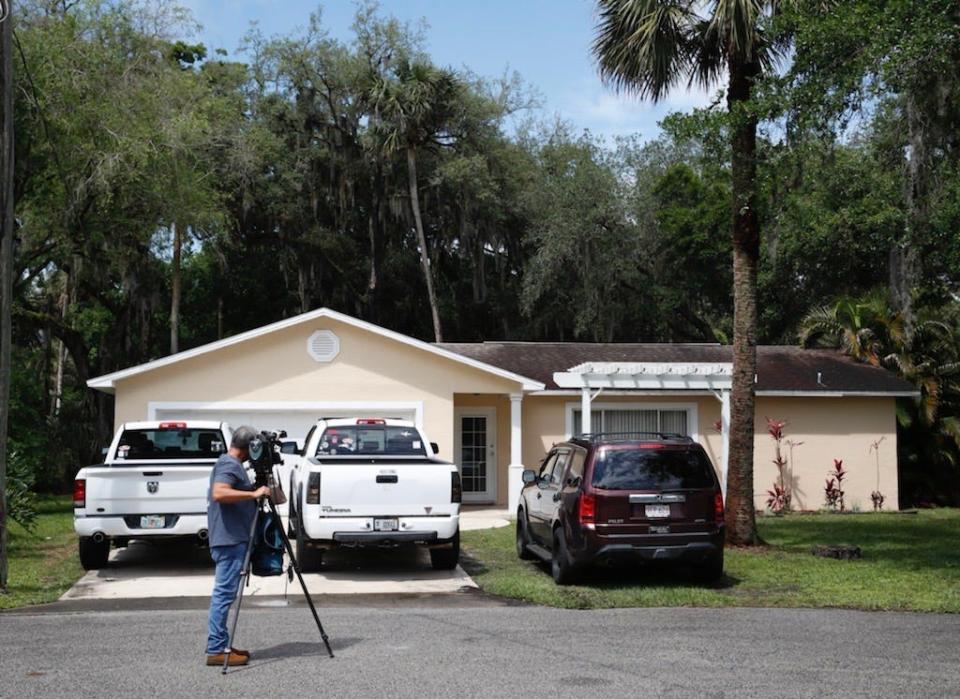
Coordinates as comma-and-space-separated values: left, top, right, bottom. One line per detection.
73, 420, 231, 570
289, 418, 462, 571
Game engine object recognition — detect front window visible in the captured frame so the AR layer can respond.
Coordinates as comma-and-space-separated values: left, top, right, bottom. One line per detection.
572, 408, 689, 436
116, 428, 225, 460
316, 426, 426, 456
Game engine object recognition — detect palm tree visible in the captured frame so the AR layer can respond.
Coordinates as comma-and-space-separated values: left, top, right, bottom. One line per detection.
800, 292, 905, 366
366, 59, 463, 342
593, 0, 786, 544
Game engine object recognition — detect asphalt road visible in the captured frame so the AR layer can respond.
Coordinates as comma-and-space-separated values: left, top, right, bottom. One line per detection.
2, 601, 958, 698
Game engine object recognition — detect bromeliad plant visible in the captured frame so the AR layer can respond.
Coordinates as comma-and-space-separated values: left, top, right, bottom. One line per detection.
824, 459, 847, 512
765, 418, 792, 513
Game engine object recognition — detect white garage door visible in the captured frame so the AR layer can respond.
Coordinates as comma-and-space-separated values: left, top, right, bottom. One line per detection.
152, 402, 421, 518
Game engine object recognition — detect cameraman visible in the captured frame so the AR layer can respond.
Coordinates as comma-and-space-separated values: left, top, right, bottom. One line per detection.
205, 425, 270, 667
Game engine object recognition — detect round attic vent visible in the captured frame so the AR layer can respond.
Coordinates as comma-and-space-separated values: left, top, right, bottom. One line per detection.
307, 329, 340, 363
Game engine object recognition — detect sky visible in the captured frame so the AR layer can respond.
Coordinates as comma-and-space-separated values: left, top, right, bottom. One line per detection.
178, 0, 718, 143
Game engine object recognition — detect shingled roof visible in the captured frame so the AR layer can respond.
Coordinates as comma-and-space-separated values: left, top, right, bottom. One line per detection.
436, 343, 917, 395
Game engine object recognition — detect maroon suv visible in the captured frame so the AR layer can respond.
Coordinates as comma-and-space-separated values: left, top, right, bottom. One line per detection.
515, 432, 725, 584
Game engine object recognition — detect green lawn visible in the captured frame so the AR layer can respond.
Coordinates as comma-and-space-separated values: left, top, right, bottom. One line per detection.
0, 496, 84, 610
461, 510, 960, 612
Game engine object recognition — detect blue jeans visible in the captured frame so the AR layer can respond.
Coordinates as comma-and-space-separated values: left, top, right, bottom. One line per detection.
206, 543, 247, 654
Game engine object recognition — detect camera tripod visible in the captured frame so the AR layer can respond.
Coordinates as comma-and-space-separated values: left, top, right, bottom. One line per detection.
221, 494, 334, 674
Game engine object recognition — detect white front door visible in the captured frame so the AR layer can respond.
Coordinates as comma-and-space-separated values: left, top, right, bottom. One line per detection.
455, 408, 497, 504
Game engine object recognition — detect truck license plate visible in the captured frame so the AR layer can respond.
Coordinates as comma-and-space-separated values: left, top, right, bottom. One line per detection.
374, 518, 398, 532
645, 505, 671, 519
140, 515, 166, 529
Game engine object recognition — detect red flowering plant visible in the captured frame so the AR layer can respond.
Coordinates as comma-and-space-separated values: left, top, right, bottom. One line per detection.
765, 417, 792, 513
824, 459, 847, 511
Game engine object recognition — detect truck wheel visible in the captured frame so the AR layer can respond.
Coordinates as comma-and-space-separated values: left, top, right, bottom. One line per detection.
79, 536, 110, 570
551, 528, 577, 585
430, 530, 460, 570
295, 514, 323, 573
516, 510, 535, 560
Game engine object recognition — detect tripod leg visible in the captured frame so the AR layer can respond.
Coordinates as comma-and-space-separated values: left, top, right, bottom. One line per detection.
221, 504, 261, 675
268, 498, 335, 658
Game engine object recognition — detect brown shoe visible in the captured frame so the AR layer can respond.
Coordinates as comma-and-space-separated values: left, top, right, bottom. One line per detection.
206, 651, 249, 667
230, 648, 251, 658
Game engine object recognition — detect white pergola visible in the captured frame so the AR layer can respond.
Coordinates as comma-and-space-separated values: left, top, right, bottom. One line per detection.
552, 362, 734, 494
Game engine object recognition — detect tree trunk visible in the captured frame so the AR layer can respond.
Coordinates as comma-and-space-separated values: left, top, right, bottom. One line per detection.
724, 55, 761, 546
406, 146, 443, 342
892, 90, 929, 339
169, 222, 182, 354
0, 3, 14, 591
52, 281, 67, 417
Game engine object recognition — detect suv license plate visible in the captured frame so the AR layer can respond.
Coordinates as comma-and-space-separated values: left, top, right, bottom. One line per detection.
374, 518, 398, 532
645, 504, 671, 519
140, 515, 165, 529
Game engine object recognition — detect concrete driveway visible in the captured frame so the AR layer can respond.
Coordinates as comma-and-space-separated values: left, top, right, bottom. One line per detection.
61, 508, 508, 601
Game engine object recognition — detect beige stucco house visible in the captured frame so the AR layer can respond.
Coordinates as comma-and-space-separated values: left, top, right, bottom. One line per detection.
88, 308, 916, 511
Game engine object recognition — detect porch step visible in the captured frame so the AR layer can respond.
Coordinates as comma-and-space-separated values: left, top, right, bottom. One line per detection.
526, 543, 551, 562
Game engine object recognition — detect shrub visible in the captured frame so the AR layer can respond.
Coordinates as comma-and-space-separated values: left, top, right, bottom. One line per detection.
765, 417, 792, 513
824, 459, 847, 512
6, 450, 38, 529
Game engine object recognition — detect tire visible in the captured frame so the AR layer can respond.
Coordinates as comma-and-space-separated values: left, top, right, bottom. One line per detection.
692, 551, 724, 584
516, 509, 535, 560
295, 511, 323, 573
430, 529, 460, 570
551, 527, 577, 585
78, 536, 110, 570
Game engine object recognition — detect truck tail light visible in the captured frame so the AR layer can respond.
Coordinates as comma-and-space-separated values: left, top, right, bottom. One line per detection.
451, 471, 462, 504
578, 493, 596, 524
356, 418, 386, 425
306, 473, 321, 504
715, 490, 725, 525
73, 479, 86, 508
158, 421, 187, 429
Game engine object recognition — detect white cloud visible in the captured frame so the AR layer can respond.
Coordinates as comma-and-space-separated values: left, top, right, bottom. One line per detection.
558, 77, 722, 142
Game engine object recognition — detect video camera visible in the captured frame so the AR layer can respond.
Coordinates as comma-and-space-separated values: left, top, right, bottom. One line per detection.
246, 429, 286, 487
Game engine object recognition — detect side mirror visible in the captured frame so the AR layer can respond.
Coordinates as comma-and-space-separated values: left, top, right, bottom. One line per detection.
565, 476, 582, 489
430, 442, 439, 455
522, 469, 537, 485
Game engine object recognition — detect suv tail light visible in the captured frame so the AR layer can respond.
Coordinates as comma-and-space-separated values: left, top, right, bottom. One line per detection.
356, 418, 386, 425
451, 471, 462, 504
714, 490, 725, 524
73, 479, 86, 508
158, 421, 187, 429
306, 473, 321, 504
578, 493, 596, 524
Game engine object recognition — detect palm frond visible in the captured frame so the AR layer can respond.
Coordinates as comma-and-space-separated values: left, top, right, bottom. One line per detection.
593, 0, 700, 101
709, 0, 765, 59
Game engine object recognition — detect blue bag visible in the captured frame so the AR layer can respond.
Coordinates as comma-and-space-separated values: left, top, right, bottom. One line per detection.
252, 511, 285, 577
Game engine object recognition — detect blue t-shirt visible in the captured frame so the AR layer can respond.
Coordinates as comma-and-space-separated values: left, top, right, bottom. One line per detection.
207, 454, 257, 548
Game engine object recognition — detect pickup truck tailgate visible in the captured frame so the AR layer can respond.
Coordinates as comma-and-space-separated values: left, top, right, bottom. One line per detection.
80, 463, 213, 515
318, 462, 455, 516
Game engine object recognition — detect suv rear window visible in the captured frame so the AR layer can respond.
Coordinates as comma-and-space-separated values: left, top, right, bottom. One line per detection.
116, 428, 225, 460
316, 426, 426, 456
591, 447, 715, 490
